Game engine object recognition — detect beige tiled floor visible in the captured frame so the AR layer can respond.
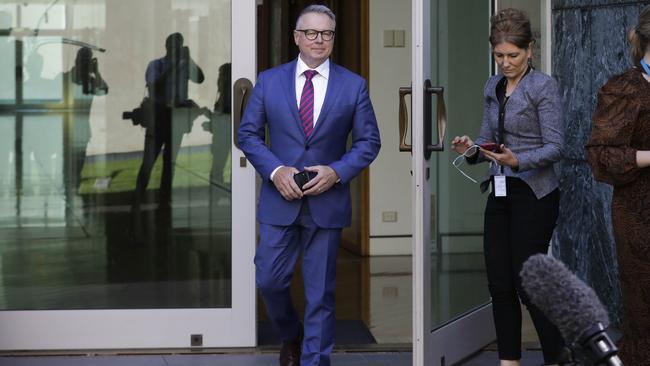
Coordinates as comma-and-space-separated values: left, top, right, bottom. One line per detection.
359, 254, 540, 346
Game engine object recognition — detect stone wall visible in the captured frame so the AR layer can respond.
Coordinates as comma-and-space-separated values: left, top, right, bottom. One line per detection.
551, 0, 650, 325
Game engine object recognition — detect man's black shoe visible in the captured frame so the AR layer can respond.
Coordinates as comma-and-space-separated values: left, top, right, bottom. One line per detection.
279, 328, 303, 366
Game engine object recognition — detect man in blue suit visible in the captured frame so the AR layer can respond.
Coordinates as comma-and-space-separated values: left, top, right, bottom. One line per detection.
238, 5, 380, 366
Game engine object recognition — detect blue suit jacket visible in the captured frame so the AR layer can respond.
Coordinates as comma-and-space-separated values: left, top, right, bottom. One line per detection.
237, 59, 381, 228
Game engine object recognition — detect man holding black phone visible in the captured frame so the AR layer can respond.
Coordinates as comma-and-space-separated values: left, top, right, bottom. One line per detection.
237, 5, 380, 366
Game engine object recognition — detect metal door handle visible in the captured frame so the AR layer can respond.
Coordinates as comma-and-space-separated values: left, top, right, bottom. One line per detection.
398, 86, 412, 152
233, 78, 253, 149
424, 79, 446, 160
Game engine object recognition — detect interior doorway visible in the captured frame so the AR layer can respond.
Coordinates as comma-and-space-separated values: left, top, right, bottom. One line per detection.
254, 0, 413, 349
257, 0, 369, 256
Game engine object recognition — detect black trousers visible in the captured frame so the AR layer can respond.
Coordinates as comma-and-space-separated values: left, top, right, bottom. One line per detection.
484, 177, 564, 363
134, 116, 183, 205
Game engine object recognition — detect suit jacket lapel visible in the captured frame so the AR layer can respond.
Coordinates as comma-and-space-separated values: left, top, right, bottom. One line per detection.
309, 62, 343, 141
281, 61, 304, 137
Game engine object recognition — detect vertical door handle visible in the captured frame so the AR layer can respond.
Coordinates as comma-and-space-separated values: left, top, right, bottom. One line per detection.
424, 79, 446, 159
233, 78, 253, 149
398, 86, 412, 152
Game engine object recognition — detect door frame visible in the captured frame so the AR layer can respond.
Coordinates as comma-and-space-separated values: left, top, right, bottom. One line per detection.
411, 0, 495, 365
0, 0, 257, 350
411, 1, 432, 364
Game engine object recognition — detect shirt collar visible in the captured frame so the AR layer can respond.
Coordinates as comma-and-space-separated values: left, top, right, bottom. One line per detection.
296, 56, 330, 80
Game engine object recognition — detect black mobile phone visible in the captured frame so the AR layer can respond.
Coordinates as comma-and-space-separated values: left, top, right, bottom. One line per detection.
293, 171, 314, 190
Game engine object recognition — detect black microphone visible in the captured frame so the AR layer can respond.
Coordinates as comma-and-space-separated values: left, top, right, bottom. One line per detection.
520, 254, 623, 366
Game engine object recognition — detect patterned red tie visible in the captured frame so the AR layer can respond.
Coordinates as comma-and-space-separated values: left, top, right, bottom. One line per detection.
299, 70, 318, 137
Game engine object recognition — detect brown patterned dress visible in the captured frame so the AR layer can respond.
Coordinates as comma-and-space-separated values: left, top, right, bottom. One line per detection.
587, 68, 650, 365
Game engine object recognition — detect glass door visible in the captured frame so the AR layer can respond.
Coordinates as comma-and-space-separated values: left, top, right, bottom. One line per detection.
408, 0, 494, 365
0, 0, 256, 349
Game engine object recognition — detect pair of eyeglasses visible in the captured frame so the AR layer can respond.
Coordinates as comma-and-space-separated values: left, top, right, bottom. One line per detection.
452, 145, 480, 184
295, 29, 335, 41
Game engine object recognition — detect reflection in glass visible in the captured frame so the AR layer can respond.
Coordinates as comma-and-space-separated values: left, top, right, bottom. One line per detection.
203, 62, 231, 195
129, 32, 205, 222
0, 10, 16, 102
22, 115, 64, 223
20, 3, 66, 31
0, 0, 232, 310
430, 0, 491, 329
0, 117, 16, 231
22, 37, 68, 102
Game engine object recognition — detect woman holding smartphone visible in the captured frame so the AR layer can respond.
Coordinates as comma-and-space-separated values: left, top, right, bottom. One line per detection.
451, 8, 565, 366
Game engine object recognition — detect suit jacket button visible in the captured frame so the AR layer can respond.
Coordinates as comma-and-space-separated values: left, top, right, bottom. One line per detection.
305, 144, 310, 151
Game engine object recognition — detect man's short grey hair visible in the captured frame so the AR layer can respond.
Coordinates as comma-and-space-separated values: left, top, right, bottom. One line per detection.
296, 5, 336, 29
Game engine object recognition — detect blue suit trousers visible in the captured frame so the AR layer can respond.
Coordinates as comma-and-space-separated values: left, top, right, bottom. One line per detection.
255, 202, 341, 366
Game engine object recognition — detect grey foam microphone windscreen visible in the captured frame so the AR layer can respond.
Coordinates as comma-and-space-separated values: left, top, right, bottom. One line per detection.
520, 254, 610, 344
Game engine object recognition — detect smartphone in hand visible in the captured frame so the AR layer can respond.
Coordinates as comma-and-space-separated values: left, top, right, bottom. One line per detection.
479, 142, 502, 153
293, 171, 314, 191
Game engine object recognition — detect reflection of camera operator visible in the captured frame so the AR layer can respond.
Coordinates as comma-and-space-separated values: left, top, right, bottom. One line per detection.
65, 47, 108, 195
202, 63, 231, 190
132, 32, 204, 214
73, 47, 108, 96
147, 38, 204, 107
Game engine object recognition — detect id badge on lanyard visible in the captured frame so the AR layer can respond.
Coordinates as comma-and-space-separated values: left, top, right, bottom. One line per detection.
494, 175, 507, 197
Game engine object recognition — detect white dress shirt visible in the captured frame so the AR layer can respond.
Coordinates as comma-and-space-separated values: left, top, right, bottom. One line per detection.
295, 56, 330, 127
270, 56, 330, 180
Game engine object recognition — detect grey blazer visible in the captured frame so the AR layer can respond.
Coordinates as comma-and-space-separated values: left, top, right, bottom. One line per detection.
472, 70, 564, 199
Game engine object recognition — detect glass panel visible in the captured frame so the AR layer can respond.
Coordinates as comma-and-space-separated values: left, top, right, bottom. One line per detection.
0, 34, 15, 102
0, 6, 15, 106
0, 117, 16, 230
0, 0, 232, 310
19, 3, 67, 30
23, 38, 65, 102
0, 4, 17, 28
430, 0, 491, 329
